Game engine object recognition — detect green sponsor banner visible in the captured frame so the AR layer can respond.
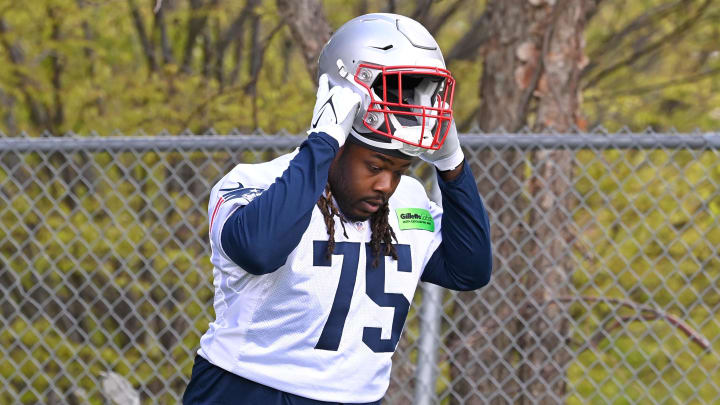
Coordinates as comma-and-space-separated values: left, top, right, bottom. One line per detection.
395, 208, 435, 232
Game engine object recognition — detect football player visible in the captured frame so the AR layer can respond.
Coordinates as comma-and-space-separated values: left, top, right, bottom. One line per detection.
183, 13, 492, 405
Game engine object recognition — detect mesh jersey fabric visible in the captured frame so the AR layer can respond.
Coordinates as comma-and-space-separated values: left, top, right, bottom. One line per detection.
198, 149, 443, 403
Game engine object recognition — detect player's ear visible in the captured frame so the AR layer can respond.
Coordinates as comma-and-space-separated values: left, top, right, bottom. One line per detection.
336, 143, 351, 161
329, 146, 344, 176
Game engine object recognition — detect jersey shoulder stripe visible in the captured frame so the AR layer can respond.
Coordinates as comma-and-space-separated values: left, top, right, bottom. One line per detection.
209, 196, 225, 233
209, 185, 266, 233
207, 150, 299, 259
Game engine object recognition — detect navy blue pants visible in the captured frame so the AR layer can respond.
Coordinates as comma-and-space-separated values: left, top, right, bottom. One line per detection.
182, 355, 382, 405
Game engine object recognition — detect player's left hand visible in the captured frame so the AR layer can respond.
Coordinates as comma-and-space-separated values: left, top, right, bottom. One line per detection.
419, 118, 465, 172
308, 73, 362, 147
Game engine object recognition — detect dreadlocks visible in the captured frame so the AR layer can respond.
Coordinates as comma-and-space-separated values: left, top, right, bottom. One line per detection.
369, 199, 398, 267
316, 183, 348, 260
316, 183, 398, 267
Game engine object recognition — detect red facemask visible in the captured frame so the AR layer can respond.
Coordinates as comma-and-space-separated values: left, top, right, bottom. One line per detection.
353, 63, 455, 150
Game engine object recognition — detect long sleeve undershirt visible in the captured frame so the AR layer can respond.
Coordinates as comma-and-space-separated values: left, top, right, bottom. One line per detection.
220, 132, 339, 274
220, 132, 492, 290
420, 163, 492, 290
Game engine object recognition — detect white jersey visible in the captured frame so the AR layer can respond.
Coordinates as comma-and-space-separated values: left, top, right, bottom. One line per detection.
198, 150, 443, 403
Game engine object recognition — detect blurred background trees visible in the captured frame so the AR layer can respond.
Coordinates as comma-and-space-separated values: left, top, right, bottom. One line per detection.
0, 0, 718, 137
1, 1, 719, 404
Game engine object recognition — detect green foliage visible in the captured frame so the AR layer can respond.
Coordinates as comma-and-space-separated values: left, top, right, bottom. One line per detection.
583, 0, 720, 131
2, 0, 718, 135
567, 148, 720, 404
0, 148, 224, 404
421, 147, 720, 404
0, 0, 316, 136
2, 146, 719, 404
1, 0, 720, 403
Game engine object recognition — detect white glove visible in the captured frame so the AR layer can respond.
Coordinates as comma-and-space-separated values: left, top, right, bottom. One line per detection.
308, 73, 362, 147
420, 119, 465, 171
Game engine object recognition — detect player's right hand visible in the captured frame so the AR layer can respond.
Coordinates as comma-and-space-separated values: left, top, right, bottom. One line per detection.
308, 73, 362, 147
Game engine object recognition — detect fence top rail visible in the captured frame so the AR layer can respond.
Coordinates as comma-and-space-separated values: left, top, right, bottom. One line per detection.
1, 133, 719, 152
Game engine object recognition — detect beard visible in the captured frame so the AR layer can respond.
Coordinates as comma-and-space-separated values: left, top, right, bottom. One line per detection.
329, 175, 375, 222
328, 151, 387, 223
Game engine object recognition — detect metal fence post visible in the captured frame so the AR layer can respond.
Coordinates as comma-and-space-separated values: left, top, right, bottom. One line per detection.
413, 174, 444, 405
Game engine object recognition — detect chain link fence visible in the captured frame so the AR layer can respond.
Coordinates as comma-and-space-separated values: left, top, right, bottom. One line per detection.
1, 131, 719, 404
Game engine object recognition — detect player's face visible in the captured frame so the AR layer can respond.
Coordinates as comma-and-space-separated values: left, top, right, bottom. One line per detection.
329, 143, 412, 222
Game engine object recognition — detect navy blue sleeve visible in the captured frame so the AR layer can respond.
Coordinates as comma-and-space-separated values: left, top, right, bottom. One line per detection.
420, 162, 493, 291
220, 132, 338, 275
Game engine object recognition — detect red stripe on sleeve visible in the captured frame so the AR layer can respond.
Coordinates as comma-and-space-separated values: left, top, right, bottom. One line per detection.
209, 196, 225, 233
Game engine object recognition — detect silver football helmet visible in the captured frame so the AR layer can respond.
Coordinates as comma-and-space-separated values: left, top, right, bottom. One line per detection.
318, 13, 455, 157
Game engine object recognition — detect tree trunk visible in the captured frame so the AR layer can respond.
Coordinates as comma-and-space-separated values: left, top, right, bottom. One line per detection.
448, 0, 596, 403
127, 0, 156, 73
275, 0, 331, 79
0, 88, 17, 135
48, 6, 65, 134
181, 0, 220, 74
0, 18, 49, 131
213, 0, 261, 87
153, 2, 175, 67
